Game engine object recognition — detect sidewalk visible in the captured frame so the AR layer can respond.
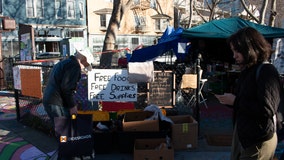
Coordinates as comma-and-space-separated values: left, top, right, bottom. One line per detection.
0, 90, 282, 160
0, 90, 233, 160
0, 118, 232, 160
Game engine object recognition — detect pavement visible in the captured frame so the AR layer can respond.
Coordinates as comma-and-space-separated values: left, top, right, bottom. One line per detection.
0, 91, 283, 160
0, 119, 232, 160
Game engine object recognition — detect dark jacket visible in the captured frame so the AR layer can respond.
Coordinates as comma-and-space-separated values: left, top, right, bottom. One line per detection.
233, 63, 281, 148
43, 56, 81, 109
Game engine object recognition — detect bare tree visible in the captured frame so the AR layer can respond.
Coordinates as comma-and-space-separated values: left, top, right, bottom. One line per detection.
188, 0, 193, 27
258, 0, 268, 24
240, 0, 278, 26
193, 0, 226, 23
102, 0, 132, 52
100, 0, 164, 67
268, 0, 277, 26
100, 0, 133, 67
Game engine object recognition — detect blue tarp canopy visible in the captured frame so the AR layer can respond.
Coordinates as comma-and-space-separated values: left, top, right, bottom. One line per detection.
129, 27, 190, 62
182, 17, 284, 39
129, 17, 284, 62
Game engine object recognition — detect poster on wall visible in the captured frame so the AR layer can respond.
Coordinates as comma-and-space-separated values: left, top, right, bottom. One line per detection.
88, 69, 137, 102
20, 33, 32, 61
18, 23, 35, 61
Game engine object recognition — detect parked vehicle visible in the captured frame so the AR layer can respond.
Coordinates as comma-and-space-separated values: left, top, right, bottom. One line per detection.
36, 52, 61, 59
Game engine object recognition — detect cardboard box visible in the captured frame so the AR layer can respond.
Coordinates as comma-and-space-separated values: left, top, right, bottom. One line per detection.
117, 131, 167, 153
78, 110, 110, 121
123, 111, 159, 132
134, 138, 174, 160
168, 115, 198, 149
93, 130, 113, 154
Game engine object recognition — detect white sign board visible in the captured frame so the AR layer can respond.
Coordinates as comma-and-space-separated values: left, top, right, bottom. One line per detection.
88, 69, 137, 102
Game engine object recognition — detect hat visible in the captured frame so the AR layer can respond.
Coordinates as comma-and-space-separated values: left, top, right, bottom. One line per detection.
75, 48, 95, 65
74, 46, 95, 71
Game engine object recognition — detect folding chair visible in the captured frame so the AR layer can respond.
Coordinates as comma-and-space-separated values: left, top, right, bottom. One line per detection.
180, 74, 208, 108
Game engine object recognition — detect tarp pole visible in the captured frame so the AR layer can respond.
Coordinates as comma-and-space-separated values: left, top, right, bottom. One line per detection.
195, 58, 201, 136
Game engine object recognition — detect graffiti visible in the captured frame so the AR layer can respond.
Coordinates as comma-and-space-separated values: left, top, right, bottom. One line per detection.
0, 136, 50, 160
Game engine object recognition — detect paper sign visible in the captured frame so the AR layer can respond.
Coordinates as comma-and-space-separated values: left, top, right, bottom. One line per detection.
13, 66, 21, 90
88, 69, 137, 102
178, 42, 186, 54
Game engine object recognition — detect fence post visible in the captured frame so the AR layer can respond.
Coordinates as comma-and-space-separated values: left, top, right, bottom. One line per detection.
14, 89, 20, 121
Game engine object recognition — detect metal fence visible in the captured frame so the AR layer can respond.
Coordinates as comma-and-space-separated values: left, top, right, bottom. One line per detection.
6, 53, 217, 132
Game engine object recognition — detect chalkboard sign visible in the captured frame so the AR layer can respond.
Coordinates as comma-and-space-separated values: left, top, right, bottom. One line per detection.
147, 70, 175, 107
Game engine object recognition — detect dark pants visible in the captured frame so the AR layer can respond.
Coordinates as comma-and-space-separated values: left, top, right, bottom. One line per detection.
44, 104, 70, 128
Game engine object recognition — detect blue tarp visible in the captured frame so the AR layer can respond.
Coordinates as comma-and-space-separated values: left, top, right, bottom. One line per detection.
129, 27, 190, 62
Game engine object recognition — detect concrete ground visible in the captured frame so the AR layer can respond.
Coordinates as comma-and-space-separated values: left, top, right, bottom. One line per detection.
0, 91, 283, 160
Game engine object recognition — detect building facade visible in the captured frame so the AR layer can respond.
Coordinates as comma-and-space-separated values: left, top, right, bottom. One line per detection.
87, 0, 174, 54
0, 0, 88, 59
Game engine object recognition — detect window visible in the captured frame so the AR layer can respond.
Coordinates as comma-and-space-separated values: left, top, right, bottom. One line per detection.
94, 8, 112, 29
99, 14, 110, 28
131, 37, 139, 49
0, 0, 2, 14
134, 16, 146, 27
67, 0, 75, 19
100, 15, 107, 27
155, 19, 161, 30
155, 18, 168, 31
69, 31, 83, 37
79, 2, 84, 19
55, 0, 62, 19
26, 0, 44, 18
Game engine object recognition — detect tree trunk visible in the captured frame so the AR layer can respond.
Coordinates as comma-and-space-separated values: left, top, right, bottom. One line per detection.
259, 0, 268, 24
188, 0, 193, 28
100, 0, 132, 67
268, 0, 277, 27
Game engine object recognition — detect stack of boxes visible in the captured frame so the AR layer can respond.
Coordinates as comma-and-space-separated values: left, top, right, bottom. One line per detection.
79, 109, 199, 158
118, 111, 167, 153
119, 111, 198, 159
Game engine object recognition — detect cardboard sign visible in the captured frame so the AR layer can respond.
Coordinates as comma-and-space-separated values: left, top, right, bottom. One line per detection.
88, 69, 137, 102
20, 68, 42, 98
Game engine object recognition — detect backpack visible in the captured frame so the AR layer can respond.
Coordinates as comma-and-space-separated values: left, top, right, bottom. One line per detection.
256, 63, 284, 140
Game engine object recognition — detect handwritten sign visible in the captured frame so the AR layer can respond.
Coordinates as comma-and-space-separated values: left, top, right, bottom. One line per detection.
148, 70, 175, 107
88, 69, 137, 102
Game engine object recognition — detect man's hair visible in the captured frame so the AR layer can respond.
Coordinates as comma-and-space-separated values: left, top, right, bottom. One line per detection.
227, 27, 271, 67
